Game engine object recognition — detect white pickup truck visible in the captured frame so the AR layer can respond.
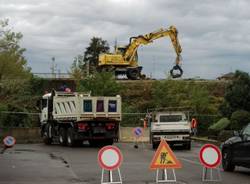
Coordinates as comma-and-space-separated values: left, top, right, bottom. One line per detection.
150, 111, 191, 149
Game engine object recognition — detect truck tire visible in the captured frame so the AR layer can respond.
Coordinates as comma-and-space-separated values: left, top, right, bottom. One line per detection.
127, 69, 139, 80
42, 124, 53, 145
43, 136, 52, 145
67, 127, 76, 147
89, 140, 100, 147
59, 127, 67, 146
104, 139, 114, 145
185, 141, 191, 150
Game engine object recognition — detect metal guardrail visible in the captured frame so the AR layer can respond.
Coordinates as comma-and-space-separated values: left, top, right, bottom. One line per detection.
33, 73, 72, 79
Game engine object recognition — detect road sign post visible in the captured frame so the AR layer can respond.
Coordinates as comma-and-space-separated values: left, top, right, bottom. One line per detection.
98, 146, 123, 184
150, 139, 182, 183
133, 127, 144, 149
199, 144, 222, 182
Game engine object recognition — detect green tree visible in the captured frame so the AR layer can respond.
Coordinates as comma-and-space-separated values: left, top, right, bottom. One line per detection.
0, 19, 34, 128
83, 37, 109, 74
230, 110, 250, 130
78, 72, 121, 96
70, 37, 109, 78
220, 70, 250, 117
0, 19, 31, 80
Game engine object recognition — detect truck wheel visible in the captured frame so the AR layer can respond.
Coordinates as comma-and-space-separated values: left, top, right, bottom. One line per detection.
127, 69, 139, 80
89, 140, 102, 147
222, 149, 235, 172
104, 139, 114, 145
43, 136, 52, 145
59, 127, 67, 146
67, 127, 76, 147
89, 140, 99, 147
75, 140, 83, 147
42, 124, 53, 145
185, 142, 191, 150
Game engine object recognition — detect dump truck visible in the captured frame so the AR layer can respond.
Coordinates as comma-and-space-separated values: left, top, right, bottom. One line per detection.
38, 90, 122, 146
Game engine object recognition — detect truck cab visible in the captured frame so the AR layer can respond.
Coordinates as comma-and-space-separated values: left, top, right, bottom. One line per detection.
150, 111, 191, 149
40, 93, 52, 124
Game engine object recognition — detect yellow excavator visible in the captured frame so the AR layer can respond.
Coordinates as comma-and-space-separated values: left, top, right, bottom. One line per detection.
98, 26, 183, 79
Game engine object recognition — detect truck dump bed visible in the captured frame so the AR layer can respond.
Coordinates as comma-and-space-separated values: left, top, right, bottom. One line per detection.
51, 91, 122, 122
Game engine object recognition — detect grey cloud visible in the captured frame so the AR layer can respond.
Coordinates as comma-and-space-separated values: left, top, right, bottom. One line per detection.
1, 0, 250, 78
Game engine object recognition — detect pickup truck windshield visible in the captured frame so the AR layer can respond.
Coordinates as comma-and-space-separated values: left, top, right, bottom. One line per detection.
159, 115, 183, 122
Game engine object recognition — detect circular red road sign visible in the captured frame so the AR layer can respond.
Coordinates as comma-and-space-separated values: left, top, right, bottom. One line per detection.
3, 136, 16, 148
199, 144, 221, 168
98, 146, 123, 170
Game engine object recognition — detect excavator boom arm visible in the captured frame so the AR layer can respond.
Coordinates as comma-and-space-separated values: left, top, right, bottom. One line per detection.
124, 26, 183, 77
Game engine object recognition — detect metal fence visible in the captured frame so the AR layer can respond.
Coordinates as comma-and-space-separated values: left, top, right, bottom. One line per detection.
0, 111, 221, 136
0, 111, 146, 128
33, 73, 72, 79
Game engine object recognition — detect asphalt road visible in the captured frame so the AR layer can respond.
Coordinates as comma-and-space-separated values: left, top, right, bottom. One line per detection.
0, 141, 250, 184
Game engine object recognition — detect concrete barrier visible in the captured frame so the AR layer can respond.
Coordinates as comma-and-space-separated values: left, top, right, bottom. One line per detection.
119, 127, 150, 142
0, 127, 42, 143
0, 127, 150, 143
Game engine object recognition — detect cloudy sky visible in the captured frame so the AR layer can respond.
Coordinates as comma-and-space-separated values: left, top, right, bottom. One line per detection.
1, 0, 250, 79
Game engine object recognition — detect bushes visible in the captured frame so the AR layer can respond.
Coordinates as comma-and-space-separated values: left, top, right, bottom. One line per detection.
213, 110, 250, 133
209, 118, 230, 132
192, 115, 221, 136
208, 118, 231, 139
230, 110, 250, 130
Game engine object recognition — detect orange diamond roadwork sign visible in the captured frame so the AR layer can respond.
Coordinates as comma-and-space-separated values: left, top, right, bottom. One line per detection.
150, 139, 182, 169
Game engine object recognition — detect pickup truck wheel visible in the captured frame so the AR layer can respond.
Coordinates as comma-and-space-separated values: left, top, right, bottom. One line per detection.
67, 127, 76, 147
59, 127, 67, 146
222, 149, 235, 172
89, 140, 99, 147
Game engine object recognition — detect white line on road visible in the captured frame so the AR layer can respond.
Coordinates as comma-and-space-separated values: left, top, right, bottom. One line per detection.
179, 158, 201, 166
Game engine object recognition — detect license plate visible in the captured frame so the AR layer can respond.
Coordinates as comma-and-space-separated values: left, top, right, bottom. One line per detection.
162, 135, 178, 140
93, 127, 106, 133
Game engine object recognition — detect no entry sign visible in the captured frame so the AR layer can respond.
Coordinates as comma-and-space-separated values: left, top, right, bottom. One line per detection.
98, 146, 123, 170
199, 144, 221, 168
133, 127, 143, 137
3, 136, 16, 148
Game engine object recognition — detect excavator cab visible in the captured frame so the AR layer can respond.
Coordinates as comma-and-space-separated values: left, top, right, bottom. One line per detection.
116, 46, 126, 55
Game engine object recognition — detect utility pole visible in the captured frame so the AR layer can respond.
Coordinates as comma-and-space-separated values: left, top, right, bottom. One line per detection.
51, 57, 57, 78
114, 38, 117, 52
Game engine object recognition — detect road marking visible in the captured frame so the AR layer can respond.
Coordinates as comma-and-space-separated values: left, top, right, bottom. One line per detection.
179, 158, 200, 166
